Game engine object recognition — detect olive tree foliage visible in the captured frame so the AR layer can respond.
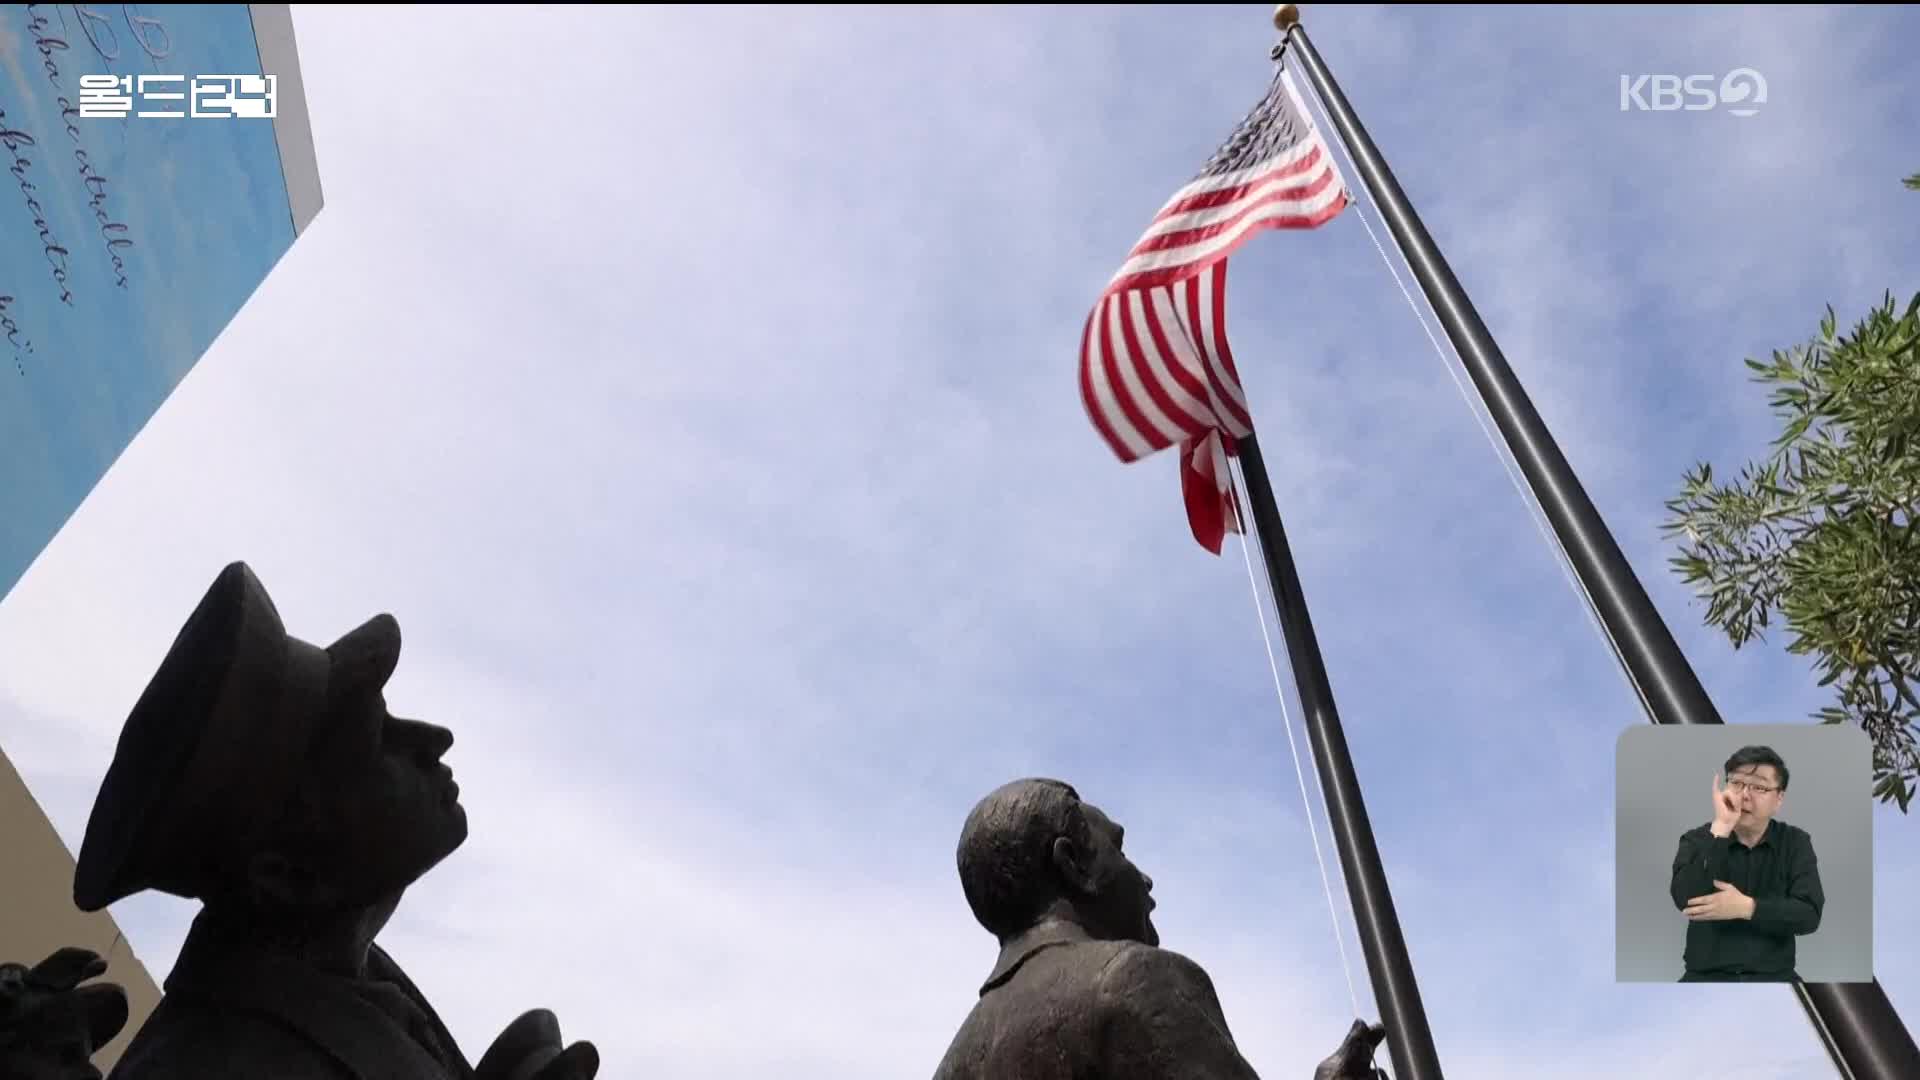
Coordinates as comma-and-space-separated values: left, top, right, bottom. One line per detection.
1662, 174, 1920, 812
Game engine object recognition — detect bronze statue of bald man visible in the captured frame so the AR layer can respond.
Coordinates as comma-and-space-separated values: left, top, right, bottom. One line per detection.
932, 778, 1386, 1080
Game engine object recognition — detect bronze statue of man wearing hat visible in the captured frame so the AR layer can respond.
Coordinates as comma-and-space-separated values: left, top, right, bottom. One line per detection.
932, 778, 1388, 1079
73, 562, 596, 1079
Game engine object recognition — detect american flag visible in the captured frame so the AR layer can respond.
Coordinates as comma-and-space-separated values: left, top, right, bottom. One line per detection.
1078, 65, 1350, 554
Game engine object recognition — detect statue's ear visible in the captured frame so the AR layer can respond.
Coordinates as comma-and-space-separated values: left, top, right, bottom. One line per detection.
1051, 835, 1097, 896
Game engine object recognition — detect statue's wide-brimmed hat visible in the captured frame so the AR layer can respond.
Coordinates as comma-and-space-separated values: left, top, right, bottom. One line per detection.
73, 562, 401, 912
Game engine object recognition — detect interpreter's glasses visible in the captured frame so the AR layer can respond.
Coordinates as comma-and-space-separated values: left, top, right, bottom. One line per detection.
1726, 779, 1778, 796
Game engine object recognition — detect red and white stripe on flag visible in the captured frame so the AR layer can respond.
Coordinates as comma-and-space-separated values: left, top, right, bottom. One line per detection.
1077, 66, 1350, 554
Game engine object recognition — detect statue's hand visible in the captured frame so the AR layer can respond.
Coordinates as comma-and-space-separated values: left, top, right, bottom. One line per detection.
524, 1041, 599, 1080
2, 948, 110, 1019
1313, 1018, 1388, 1080
475, 1009, 598, 1080
0, 948, 129, 1080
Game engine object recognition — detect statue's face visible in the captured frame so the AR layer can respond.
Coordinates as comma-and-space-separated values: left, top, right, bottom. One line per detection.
1076, 803, 1159, 947
288, 689, 469, 905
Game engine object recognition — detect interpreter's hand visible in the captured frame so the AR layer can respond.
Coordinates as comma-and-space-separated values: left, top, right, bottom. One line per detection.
475, 1008, 599, 1080
1685, 880, 1756, 922
1313, 1018, 1389, 1080
1711, 772, 1742, 835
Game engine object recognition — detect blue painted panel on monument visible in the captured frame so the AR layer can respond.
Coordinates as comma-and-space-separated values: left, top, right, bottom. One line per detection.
0, 4, 303, 602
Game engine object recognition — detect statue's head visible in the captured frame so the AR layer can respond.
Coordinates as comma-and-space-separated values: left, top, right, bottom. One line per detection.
74, 562, 468, 919
956, 778, 1158, 947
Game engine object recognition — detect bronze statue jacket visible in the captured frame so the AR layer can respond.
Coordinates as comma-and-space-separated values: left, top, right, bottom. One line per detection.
932, 920, 1263, 1079
109, 914, 473, 1080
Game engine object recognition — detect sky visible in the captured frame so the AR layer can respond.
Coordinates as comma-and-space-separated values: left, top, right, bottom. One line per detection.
2, 4, 1918, 1078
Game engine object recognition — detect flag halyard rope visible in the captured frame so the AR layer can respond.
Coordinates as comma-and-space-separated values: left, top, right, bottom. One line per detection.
1228, 463, 1364, 1024
1280, 51, 1652, 721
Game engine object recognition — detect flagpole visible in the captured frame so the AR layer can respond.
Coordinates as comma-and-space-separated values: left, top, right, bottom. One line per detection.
1234, 433, 1444, 1080
1273, 6, 1920, 1077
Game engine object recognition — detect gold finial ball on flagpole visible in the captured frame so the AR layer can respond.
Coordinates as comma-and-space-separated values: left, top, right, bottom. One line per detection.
1273, 4, 1301, 32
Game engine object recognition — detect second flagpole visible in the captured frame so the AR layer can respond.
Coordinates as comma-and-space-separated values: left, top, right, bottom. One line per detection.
1234, 432, 1445, 1080
1272, 5, 1919, 1077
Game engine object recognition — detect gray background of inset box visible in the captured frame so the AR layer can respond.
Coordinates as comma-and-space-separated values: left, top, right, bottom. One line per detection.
1615, 723, 1874, 982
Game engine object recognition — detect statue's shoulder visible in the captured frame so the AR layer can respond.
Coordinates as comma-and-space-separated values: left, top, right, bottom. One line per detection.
1090, 941, 1221, 1013
112, 993, 350, 1080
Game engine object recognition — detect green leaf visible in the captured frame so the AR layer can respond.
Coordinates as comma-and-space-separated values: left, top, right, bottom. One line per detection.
1893, 677, 1920, 713
1888, 775, 1916, 813
1676, 291, 1920, 822
1776, 415, 1814, 448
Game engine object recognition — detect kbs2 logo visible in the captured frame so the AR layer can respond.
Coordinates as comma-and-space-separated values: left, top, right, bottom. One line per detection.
1619, 68, 1767, 117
